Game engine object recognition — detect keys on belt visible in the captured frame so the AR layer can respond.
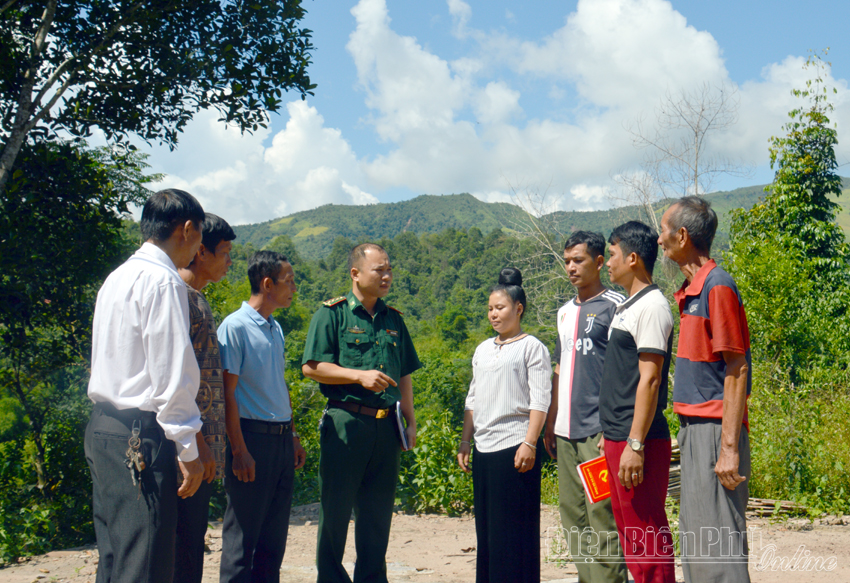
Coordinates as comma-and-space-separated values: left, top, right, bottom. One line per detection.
327, 400, 391, 418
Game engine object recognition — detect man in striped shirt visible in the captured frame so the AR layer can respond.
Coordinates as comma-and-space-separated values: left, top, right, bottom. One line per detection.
658, 196, 751, 583
544, 231, 628, 583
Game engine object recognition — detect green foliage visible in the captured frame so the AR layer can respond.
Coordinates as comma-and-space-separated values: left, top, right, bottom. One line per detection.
540, 460, 559, 506
233, 194, 528, 259
748, 364, 850, 516
731, 53, 845, 269
398, 413, 473, 515
726, 52, 850, 375
230, 182, 850, 262
724, 52, 850, 519
0, 0, 314, 189
0, 141, 156, 561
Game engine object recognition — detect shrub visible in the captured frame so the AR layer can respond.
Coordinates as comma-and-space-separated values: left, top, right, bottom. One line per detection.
398, 413, 473, 515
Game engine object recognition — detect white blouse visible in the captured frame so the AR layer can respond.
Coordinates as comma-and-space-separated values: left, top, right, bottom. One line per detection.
465, 335, 553, 453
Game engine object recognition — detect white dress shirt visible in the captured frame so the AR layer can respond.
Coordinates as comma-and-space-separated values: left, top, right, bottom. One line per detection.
88, 243, 201, 461
465, 335, 552, 453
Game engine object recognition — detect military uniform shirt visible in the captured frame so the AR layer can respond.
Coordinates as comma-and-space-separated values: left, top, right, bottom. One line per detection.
302, 291, 422, 409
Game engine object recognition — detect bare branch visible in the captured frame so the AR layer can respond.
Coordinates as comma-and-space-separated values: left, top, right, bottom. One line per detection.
618, 81, 753, 215
0, 0, 19, 15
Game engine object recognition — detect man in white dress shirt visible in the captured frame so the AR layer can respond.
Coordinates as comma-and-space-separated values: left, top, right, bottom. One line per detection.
84, 189, 207, 583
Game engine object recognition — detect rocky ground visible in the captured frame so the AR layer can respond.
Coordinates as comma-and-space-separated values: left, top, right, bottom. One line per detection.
3, 505, 849, 583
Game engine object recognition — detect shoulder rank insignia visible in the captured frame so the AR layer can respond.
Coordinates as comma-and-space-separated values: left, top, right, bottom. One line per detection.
388, 306, 404, 315
323, 296, 347, 307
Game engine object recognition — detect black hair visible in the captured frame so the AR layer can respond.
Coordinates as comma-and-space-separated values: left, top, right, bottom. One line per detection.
248, 250, 288, 294
201, 213, 236, 254
608, 221, 659, 277
348, 243, 388, 271
668, 196, 718, 254
564, 230, 605, 258
140, 189, 205, 242
489, 267, 527, 319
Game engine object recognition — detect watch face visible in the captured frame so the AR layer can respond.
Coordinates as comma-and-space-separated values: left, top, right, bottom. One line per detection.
629, 439, 641, 451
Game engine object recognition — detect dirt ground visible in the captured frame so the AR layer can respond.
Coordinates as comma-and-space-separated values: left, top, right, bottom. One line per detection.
3, 505, 849, 583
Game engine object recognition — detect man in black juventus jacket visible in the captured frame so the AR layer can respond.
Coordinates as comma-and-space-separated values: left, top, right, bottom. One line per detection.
544, 231, 627, 583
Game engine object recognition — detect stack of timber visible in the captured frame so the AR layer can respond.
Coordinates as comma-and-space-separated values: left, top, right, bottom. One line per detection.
667, 439, 681, 501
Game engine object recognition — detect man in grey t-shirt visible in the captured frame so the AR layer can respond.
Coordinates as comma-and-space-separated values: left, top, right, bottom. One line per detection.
544, 231, 627, 583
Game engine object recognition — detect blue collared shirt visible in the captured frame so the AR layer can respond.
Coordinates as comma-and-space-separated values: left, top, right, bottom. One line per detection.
217, 302, 292, 422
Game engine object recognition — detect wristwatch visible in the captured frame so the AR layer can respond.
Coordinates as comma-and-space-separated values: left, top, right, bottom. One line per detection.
627, 437, 645, 452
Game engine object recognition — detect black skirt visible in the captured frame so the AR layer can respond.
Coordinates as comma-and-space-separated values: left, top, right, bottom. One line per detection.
472, 441, 541, 583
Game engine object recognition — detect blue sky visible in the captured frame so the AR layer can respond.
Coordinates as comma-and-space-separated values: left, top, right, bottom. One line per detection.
142, 0, 850, 224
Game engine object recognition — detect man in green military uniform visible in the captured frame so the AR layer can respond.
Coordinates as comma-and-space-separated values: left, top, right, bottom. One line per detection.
302, 243, 420, 583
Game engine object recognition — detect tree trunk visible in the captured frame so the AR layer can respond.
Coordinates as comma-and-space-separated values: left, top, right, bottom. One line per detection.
0, 121, 32, 192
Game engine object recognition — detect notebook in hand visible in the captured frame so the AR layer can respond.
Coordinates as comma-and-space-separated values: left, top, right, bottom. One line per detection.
394, 404, 411, 451
577, 455, 611, 503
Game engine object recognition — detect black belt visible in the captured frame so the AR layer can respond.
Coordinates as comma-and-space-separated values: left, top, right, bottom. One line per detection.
240, 418, 292, 435
327, 400, 391, 419
678, 415, 721, 427
93, 402, 159, 430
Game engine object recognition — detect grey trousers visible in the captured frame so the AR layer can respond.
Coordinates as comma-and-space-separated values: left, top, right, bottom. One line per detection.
84, 403, 178, 583
556, 434, 628, 583
678, 417, 751, 583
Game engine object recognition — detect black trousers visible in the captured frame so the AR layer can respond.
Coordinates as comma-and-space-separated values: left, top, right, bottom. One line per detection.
472, 442, 541, 583
84, 403, 178, 583
219, 427, 295, 583
175, 478, 214, 583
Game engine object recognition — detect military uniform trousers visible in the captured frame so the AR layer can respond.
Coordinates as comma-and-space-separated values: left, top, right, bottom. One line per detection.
317, 406, 401, 583
219, 423, 295, 583
556, 433, 628, 583
84, 403, 179, 583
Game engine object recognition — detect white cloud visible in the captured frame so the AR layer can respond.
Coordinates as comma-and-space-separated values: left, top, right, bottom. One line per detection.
474, 82, 522, 124
137, 0, 850, 227
447, 0, 472, 38
347, 0, 470, 142
570, 184, 611, 209
145, 102, 374, 225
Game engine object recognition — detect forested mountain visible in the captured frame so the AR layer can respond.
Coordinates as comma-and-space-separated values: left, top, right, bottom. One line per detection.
233, 193, 528, 258
233, 179, 850, 259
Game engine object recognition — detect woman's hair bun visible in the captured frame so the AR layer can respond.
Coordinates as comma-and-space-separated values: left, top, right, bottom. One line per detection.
498, 267, 523, 287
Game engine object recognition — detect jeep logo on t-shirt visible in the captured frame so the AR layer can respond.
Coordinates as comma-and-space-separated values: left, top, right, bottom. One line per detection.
564, 337, 594, 355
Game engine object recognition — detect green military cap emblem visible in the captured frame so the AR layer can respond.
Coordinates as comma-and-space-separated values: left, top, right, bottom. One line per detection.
323, 296, 347, 307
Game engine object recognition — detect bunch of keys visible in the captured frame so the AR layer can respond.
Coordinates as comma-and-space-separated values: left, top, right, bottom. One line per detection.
124, 420, 146, 489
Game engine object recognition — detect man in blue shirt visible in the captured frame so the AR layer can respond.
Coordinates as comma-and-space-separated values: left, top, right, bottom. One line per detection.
218, 250, 306, 583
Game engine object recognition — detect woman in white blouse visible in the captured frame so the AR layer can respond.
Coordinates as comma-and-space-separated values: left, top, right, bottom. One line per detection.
457, 267, 552, 583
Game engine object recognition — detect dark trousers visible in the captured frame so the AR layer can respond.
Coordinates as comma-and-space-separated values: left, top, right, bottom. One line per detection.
678, 418, 751, 583
175, 478, 214, 583
472, 442, 541, 583
219, 426, 295, 583
316, 407, 401, 583
605, 439, 675, 583
84, 403, 178, 583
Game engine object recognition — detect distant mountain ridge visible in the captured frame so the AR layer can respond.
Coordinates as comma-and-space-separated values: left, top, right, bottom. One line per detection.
233, 179, 850, 259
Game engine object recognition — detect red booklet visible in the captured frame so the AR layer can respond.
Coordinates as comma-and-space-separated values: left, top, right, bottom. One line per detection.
577, 455, 611, 503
